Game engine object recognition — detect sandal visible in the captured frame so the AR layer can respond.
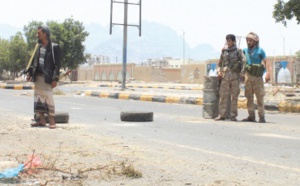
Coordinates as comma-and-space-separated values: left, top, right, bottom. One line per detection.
215, 116, 225, 121
49, 124, 57, 129
31, 122, 46, 127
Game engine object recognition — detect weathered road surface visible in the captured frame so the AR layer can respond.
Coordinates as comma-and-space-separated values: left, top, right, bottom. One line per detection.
1, 88, 299, 186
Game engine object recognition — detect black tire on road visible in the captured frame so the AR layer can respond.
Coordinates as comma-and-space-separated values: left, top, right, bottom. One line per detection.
34, 112, 69, 123
120, 111, 153, 122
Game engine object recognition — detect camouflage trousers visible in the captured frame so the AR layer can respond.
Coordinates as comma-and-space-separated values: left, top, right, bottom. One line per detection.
244, 73, 265, 118
219, 70, 240, 118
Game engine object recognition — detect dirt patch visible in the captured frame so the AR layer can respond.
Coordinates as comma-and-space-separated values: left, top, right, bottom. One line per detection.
0, 114, 142, 185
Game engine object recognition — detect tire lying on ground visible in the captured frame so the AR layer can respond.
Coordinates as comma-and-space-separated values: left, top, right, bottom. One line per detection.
120, 111, 153, 122
34, 112, 69, 123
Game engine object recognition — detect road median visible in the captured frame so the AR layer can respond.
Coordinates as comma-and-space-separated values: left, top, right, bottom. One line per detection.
78, 90, 300, 113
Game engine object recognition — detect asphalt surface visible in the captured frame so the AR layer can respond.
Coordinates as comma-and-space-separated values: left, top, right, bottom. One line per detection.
2, 81, 300, 113
1, 87, 300, 185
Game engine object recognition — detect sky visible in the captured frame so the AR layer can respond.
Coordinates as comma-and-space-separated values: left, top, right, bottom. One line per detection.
0, 0, 299, 56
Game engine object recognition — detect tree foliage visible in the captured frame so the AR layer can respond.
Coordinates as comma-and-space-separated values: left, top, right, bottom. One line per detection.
273, 0, 300, 26
23, 21, 44, 50
296, 50, 300, 59
0, 37, 10, 72
0, 17, 89, 78
60, 18, 89, 69
8, 32, 28, 74
23, 18, 89, 70
0, 33, 27, 77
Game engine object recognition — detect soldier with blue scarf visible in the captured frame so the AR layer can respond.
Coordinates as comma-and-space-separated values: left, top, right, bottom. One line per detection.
241, 32, 270, 123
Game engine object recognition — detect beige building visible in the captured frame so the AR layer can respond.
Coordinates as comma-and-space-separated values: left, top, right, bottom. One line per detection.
75, 55, 299, 85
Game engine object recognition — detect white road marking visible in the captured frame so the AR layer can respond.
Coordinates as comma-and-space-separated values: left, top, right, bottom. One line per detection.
113, 124, 140, 127
152, 139, 300, 173
253, 133, 300, 140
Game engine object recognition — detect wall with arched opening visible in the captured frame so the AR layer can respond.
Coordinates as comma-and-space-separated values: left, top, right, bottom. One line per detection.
275, 61, 292, 83
109, 71, 114, 81
94, 71, 100, 81
101, 71, 107, 81
117, 71, 122, 81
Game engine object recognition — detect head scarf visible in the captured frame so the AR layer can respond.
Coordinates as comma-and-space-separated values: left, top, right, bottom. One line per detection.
38, 25, 51, 42
246, 32, 259, 42
40, 25, 50, 36
246, 32, 259, 47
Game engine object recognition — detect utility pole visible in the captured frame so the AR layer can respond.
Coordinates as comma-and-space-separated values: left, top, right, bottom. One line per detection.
110, 0, 142, 90
122, 0, 128, 89
182, 30, 185, 65
281, 35, 285, 56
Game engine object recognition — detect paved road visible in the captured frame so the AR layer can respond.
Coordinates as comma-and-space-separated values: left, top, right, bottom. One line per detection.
1, 88, 300, 185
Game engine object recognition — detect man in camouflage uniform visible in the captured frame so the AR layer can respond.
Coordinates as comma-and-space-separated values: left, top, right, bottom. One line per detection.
241, 32, 270, 123
215, 34, 243, 121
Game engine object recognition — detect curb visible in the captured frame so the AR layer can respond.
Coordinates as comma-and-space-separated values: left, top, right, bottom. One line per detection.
79, 90, 294, 112
2, 84, 299, 113
278, 98, 300, 112
0, 84, 34, 90
0, 84, 201, 91
99, 84, 201, 90
80, 91, 203, 105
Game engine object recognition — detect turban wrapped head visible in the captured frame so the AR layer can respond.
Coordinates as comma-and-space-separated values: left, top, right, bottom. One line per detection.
246, 32, 259, 42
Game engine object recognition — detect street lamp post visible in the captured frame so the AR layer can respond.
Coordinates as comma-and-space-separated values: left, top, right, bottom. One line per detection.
110, 0, 142, 90
182, 30, 185, 65
121, 0, 128, 90
281, 35, 285, 56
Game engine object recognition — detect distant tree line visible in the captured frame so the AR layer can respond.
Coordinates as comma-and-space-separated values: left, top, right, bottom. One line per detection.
0, 17, 90, 80
273, 0, 300, 57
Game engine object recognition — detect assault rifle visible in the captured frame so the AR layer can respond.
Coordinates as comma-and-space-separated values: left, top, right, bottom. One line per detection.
59, 69, 72, 80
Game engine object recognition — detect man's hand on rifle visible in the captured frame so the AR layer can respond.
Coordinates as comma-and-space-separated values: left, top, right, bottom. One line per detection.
217, 71, 223, 80
265, 72, 270, 83
51, 81, 57, 89
239, 73, 245, 82
26, 74, 32, 82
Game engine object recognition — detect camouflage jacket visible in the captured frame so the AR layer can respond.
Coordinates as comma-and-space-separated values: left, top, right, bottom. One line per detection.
218, 46, 244, 73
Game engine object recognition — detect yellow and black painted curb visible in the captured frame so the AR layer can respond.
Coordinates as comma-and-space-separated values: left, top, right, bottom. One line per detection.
99, 84, 201, 90
0, 84, 34, 90
80, 90, 204, 105
2, 85, 299, 113
80, 90, 300, 112
278, 98, 300, 113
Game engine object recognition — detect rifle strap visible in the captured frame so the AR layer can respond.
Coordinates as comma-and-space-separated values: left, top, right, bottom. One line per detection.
51, 43, 55, 65
218, 52, 224, 71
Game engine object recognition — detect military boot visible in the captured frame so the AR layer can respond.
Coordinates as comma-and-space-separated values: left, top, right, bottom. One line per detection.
259, 117, 266, 123
242, 116, 256, 122
231, 117, 237, 121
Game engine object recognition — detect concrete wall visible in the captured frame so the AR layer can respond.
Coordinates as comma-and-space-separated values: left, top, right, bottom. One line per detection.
267, 56, 297, 85
93, 63, 135, 81
295, 58, 300, 84
77, 63, 213, 84
200, 56, 298, 85
162, 68, 181, 82
133, 66, 153, 82
205, 59, 219, 77
75, 56, 299, 84
77, 68, 93, 81
133, 67, 181, 82
181, 64, 206, 84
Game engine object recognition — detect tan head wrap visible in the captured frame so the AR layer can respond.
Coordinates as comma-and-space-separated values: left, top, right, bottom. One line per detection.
246, 32, 259, 42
